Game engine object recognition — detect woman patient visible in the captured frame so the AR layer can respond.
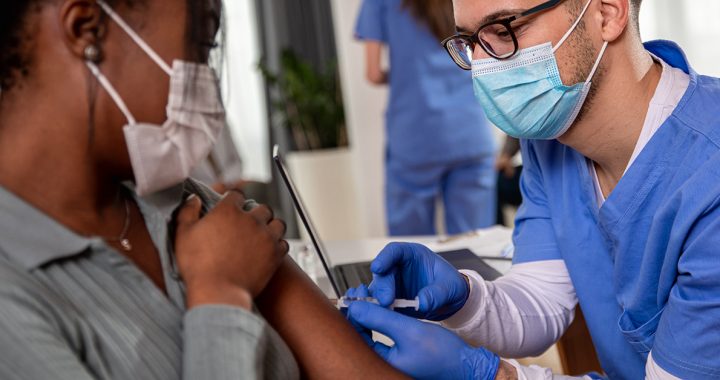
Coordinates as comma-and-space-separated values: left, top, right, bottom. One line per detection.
0, 1, 404, 378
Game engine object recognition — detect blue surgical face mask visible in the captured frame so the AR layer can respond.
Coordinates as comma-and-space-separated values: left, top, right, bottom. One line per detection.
471, 0, 608, 140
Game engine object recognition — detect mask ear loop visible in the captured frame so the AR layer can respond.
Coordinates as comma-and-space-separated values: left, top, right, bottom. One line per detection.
585, 40, 609, 83
96, 0, 173, 76
86, 61, 137, 125
553, 0, 594, 53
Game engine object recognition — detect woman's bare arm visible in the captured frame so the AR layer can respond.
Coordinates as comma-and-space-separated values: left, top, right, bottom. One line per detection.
364, 41, 388, 85
256, 257, 407, 379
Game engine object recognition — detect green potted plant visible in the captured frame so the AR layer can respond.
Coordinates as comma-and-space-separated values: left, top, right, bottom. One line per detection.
260, 49, 348, 151
260, 50, 362, 240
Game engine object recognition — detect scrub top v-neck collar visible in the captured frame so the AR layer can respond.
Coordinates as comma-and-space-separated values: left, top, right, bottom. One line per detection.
587, 57, 690, 209
575, 48, 695, 234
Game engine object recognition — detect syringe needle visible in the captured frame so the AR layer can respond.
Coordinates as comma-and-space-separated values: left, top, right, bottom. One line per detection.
331, 297, 419, 311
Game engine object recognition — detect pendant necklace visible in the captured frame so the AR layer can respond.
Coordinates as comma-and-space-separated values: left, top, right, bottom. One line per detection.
105, 196, 132, 252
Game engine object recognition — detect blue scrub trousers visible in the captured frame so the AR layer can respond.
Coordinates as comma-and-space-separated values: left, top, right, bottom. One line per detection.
386, 155, 497, 236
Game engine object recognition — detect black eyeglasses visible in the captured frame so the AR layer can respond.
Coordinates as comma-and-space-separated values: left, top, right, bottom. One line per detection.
441, 0, 565, 70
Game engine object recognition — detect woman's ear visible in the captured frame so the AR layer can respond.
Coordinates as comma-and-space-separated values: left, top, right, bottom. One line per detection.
598, 0, 630, 43
59, 0, 106, 61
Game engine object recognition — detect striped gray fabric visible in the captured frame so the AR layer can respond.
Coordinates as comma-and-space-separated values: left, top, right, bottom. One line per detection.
0, 179, 299, 380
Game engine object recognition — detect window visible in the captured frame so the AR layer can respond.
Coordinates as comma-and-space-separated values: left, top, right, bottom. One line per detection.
221, 0, 271, 182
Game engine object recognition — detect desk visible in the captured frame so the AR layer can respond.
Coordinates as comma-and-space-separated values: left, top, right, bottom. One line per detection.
289, 226, 514, 297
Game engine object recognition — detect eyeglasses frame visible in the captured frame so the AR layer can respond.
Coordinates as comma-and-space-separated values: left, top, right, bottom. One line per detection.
441, 0, 566, 69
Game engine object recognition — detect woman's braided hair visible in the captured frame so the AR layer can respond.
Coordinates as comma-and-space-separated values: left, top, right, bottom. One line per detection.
0, 0, 221, 92
0, 0, 148, 91
0, 2, 38, 90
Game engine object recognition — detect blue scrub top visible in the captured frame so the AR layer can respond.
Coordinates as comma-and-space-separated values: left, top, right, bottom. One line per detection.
355, 0, 495, 166
514, 40, 720, 379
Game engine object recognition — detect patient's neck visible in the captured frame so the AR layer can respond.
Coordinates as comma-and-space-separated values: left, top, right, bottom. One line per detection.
0, 85, 120, 231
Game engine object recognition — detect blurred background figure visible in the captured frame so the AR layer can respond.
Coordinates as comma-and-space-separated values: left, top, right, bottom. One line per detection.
494, 136, 522, 227
355, 0, 497, 236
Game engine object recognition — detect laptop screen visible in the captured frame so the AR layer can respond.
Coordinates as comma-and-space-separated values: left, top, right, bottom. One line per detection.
272, 145, 342, 297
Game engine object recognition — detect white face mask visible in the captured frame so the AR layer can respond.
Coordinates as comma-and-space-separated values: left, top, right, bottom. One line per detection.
87, 0, 225, 196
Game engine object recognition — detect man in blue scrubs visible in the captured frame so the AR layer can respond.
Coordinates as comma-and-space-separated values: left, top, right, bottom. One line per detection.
346, 0, 720, 378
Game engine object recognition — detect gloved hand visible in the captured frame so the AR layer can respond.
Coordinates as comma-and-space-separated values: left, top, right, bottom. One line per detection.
346, 301, 500, 380
343, 284, 374, 346
369, 242, 469, 320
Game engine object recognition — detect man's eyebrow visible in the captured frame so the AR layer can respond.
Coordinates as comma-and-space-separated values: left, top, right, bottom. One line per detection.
455, 9, 524, 35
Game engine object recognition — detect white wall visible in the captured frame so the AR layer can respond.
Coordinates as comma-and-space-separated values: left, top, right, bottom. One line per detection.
640, 0, 720, 76
221, 0, 271, 182
330, 0, 389, 238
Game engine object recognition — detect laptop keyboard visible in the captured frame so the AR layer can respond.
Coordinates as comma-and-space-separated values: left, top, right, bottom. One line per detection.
334, 261, 373, 294
333, 249, 503, 295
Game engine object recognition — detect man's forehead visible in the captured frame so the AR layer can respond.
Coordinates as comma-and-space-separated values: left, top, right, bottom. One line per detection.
452, 0, 535, 33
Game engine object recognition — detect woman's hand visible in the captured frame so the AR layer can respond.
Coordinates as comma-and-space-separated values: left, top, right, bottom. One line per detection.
174, 191, 289, 310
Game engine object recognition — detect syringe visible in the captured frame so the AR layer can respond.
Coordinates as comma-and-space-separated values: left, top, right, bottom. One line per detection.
331, 297, 419, 311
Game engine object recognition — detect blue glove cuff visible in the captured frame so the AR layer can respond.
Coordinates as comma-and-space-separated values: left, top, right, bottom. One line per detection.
482, 354, 500, 380
462, 346, 500, 380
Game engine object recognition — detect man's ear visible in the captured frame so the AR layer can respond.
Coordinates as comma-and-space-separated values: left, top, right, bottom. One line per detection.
59, 0, 106, 61
598, 0, 630, 42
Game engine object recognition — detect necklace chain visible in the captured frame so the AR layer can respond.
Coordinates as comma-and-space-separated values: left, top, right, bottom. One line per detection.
104, 196, 132, 252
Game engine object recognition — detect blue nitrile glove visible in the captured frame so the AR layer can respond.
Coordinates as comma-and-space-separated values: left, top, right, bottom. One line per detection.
347, 301, 500, 380
343, 285, 374, 346
369, 242, 469, 320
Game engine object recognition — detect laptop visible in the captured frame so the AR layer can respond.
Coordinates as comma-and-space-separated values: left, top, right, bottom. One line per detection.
272, 145, 503, 298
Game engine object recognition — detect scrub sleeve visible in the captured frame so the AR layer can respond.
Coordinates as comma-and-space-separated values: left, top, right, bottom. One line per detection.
355, 0, 388, 43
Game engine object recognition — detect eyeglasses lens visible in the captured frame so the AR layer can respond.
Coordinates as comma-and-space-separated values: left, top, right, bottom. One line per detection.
478, 23, 516, 59
446, 38, 473, 69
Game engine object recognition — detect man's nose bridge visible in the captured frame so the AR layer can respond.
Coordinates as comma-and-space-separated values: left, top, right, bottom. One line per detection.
472, 43, 492, 61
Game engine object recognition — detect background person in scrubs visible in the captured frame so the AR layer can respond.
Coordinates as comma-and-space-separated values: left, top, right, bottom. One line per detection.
346, 0, 720, 378
356, 0, 497, 236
